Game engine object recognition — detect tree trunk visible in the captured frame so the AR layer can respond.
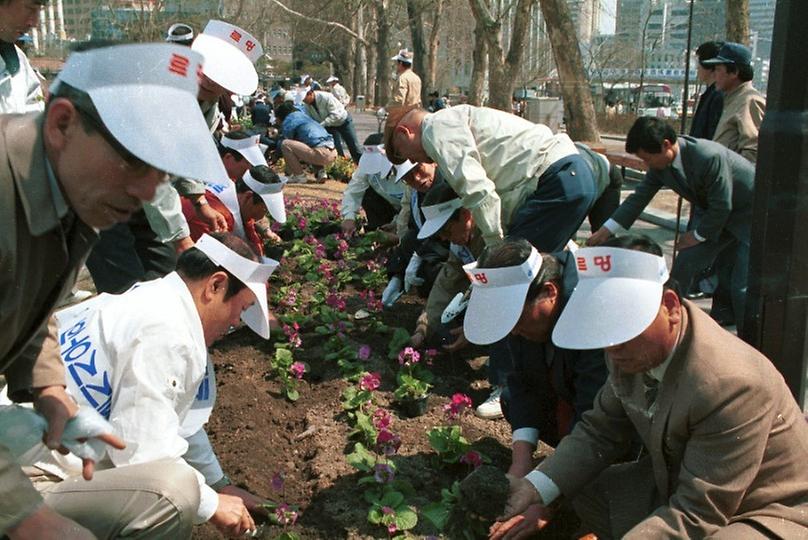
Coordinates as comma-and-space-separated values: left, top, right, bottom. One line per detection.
538, 0, 600, 142
426, 0, 445, 92
406, 0, 428, 105
374, 0, 391, 107
726, 0, 750, 45
353, 4, 367, 103
468, 15, 488, 106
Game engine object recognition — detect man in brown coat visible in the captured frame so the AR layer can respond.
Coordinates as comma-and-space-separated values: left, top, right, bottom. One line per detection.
0, 43, 227, 538
387, 49, 422, 108
494, 237, 808, 539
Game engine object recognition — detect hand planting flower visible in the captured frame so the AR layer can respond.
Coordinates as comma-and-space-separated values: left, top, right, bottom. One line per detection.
290, 361, 306, 380
372, 408, 392, 430
359, 372, 381, 392
373, 463, 395, 484
460, 450, 483, 469
443, 393, 473, 421
357, 344, 372, 361
397, 347, 420, 367
375, 428, 402, 456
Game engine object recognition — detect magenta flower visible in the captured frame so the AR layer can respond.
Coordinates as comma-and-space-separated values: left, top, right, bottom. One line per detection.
298, 217, 308, 230
325, 294, 347, 311
283, 323, 302, 348
381, 505, 394, 515
304, 235, 318, 245
275, 502, 299, 526
357, 344, 372, 361
375, 429, 401, 456
337, 239, 349, 253
460, 450, 483, 469
314, 244, 327, 259
359, 372, 381, 391
397, 347, 421, 366
387, 523, 397, 535
373, 463, 395, 484
271, 471, 284, 492
372, 408, 392, 430
289, 361, 305, 379
282, 289, 298, 308
270, 221, 282, 232
443, 393, 473, 420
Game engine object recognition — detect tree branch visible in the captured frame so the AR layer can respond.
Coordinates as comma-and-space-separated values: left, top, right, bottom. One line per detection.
268, 0, 369, 46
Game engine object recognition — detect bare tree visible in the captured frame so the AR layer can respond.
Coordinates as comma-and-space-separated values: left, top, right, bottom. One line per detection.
538, 0, 600, 142
405, 0, 427, 104
726, 0, 750, 45
468, 15, 487, 105
373, 0, 392, 106
426, 0, 445, 92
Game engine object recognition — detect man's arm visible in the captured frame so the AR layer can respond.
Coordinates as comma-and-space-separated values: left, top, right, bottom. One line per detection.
0, 443, 46, 534
386, 77, 408, 108
341, 171, 373, 221
395, 187, 414, 239
322, 94, 347, 127
735, 95, 766, 163
692, 153, 733, 241
418, 253, 468, 339
142, 183, 192, 244
607, 172, 665, 232
5, 317, 65, 403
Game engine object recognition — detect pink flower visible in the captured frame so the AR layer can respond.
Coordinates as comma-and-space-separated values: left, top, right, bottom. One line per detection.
359, 372, 381, 391
397, 347, 420, 366
381, 505, 394, 515
387, 523, 397, 535
271, 471, 284, 492
337, 239, 349, 253
372, 408, 392, 430
315, 244, 327, 259
325, 294, 347, 311
275, 503, 298, 526
460, 450, 482, 469
283, 323, 302, 348
282, 289, 298, 308
289, 362, 305, 379
357, 344, 372, 361
270, 221, 282, 232
304, 235, 318, 245
375, 429, 401, 456
443, 393, 473, 420
298, 217, 308, 230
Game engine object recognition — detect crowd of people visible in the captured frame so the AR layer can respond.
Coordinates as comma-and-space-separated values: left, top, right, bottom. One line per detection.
2, 1, 806, 538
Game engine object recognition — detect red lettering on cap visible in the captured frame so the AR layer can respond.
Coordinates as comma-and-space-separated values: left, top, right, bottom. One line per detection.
230, 30, 242, 42
576, 257, 588, 271
168, 53, 190, 77
473, 272, 488, 284
245, 40, 256, 52
594, 255, 612, 272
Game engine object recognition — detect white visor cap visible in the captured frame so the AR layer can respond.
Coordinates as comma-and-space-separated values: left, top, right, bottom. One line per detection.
395, 160, 418, 183
552, 247, 669, 350
417, 198, 463, 240
242, 169, 287, 223
192, 20, 262, 95
51, 43, 228, 185
221, 133, 267, 166
326, 75, 339, 84
194, 234, 279, 339
463, 247, 543, 345
356, 145, 392, 177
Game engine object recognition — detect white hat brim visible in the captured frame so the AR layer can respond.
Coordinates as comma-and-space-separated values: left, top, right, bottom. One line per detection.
464, 282, 530, 345
92, 85, 228, 184
552, 278, 662, 350
242, 282, 270, 339
417, 211, 453, 239
260, 191, 286, 223
193, 34, 258, 95
237, 144, 268, 166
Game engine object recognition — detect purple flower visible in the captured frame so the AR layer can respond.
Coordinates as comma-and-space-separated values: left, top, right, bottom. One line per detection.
373, 463, 395, 484
359, 372, 381, 391
357, 344, 372, 361
443, 393, 473, 420
460, 450, 483, 469
289, 361, 305, 379
271, 471, 284, 492
397, 347, 421, 366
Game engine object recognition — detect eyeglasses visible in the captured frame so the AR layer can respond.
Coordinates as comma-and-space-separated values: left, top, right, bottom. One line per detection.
74, 107, 155, 175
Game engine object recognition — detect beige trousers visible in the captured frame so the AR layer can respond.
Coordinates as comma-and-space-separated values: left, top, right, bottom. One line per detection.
31, 460, 199, 539
281, 139, 337, 174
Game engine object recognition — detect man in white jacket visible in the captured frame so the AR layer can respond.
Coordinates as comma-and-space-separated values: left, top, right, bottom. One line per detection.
303, 88, 362, 163
0, 0, 45, 114
21, 233, 278, 538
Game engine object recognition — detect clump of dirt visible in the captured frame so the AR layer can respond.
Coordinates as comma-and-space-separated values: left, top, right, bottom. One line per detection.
459, 465, 510, 520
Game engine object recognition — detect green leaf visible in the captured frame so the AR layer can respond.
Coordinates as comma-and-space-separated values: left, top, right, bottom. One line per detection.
379, 490, 404, 508
274, 533, 301, 540
421, 502, 450, 530
357, 475, 377, 486
394, 506, 418, 530
387, 327, 411, 358
346, 442, 375, 472
275, 348, 293, 365
286, 387, 300, 401
367, 506, 383, 525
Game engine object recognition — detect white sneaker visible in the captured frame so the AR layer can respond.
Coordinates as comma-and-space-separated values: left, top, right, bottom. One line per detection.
316, 168, 328, 182
475, 386, 504, 419
286, 173, 309, 184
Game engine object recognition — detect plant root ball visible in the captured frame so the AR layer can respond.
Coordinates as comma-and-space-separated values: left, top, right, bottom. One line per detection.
459, 465, 510, 520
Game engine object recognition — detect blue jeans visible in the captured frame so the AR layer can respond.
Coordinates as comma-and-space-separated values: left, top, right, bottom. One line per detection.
326, 114, 362, 163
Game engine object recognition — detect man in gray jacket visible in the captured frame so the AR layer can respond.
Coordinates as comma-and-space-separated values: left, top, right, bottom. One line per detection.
303, 88, 361, 163
588, 117, 754, 331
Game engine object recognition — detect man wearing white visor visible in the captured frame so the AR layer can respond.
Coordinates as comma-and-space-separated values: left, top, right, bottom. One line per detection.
495, 236, 808, 540
0, 42, 225, 537
461, 238, 607, 539
184, 165, 286, 257
18, 233, 278, 538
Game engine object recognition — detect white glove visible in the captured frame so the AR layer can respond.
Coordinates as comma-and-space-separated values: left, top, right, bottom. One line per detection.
382, 276, 403, 307
62, 406, 116, 463
403, 253, 424, 293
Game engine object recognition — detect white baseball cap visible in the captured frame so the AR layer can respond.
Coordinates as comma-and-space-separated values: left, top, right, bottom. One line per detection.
195, 234, 279, 339
50, 43, 228, 185
391, 49, 413, 64
394, 160, 418, 183
417, 197, 463, 239
326, 75, 339, 84
552, 247, 669, 350
356, 144, 393, 177
242, 168, 287, 223
192, 20, 262, 95
462, 246, 543, 345
221, 133, 267, 166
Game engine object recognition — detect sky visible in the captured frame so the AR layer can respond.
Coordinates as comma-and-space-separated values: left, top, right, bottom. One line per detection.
599, 0, 617, 35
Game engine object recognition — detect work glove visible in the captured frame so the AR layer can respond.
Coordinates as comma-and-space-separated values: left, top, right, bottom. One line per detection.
382, 276, 404, 307
403, 253, 424, 293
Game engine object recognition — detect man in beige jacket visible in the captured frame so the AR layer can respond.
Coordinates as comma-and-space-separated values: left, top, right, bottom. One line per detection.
704, 42, 766, 163
388, 49, 422, 108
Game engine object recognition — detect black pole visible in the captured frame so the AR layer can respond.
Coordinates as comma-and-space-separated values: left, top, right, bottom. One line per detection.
679, 0, 695, 134
742, 0, 808, 408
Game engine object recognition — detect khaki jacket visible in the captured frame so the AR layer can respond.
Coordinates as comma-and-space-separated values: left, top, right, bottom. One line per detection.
387, 69, 422, 108
540, 302, 808, 538
0, 113, 97, 531
713, 81, 766, 163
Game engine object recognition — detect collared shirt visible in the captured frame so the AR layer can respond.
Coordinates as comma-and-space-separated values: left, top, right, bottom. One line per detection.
420, 105, 577, 246
0, 43, 44, 115
304, 91, 348, 127
387, 69, 422, 108
45, 159, 69, 221
341, 169, 403, 220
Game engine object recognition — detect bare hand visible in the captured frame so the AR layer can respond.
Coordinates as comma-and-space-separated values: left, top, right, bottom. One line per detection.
410, 331, 426, 349
262, 229, 282, 244
499, 474, 542, 522
196, 202, 228, 232
210, 493, 256, 537
676, 231, 701, 251
443, 326, 469, 353
218, 485, 268, 515
174, 236, 194, 255
586, 226, 612, 246
341, 219, 357, 237
7, 505, 96, 540
489, 503, 552, 540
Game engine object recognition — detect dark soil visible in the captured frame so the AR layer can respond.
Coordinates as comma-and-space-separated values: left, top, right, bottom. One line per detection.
459, 465, 510, 520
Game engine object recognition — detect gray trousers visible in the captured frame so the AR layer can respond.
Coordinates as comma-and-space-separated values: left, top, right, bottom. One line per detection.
32, 460, 199, 539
